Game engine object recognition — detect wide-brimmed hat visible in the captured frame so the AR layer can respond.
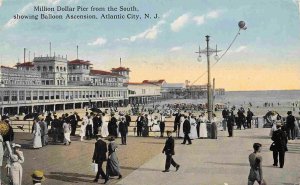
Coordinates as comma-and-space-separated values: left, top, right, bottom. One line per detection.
31, 170, 45, 182
287, 111, 292, 115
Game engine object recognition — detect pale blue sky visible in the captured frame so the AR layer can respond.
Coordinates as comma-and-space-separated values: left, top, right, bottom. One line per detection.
0, 0, 300, 90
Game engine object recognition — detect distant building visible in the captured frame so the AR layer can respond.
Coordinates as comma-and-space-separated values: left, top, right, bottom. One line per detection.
161, 83, 186, 99
126, 79, 165, 105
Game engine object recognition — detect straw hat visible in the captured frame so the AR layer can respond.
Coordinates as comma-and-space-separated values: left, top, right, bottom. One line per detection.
31, 170, 45, 182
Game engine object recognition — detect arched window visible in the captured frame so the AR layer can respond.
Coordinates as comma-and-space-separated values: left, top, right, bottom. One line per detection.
43, 66, 47, 71
60, 67, 63, 71
37, 66, 40, 71
49, 66, 53, 72
56, 66, 59, 71
64, 67, 66, 72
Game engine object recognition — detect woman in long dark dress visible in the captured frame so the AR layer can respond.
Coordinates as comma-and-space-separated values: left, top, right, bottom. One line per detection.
106, 136, 122, 179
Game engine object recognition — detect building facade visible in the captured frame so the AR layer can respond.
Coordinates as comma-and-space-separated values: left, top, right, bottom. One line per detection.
0, 57, 129, 115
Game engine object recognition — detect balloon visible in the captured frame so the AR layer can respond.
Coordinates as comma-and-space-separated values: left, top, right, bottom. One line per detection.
238, 21, 246, 29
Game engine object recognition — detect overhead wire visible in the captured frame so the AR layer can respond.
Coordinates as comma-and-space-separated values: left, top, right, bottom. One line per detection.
191, 28, 242, 85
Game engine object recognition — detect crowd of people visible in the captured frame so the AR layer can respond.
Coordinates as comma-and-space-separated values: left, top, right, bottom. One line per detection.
1, 101, 300, 184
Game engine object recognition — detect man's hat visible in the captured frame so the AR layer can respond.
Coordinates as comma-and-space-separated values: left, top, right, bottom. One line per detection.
31, 170, 45, 182
166, 130, 172, 134
287, 111, 292, 115
107, 135, 115, 141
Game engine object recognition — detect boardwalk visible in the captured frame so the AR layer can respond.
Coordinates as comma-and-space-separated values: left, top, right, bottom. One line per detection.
3, 128, 300, 185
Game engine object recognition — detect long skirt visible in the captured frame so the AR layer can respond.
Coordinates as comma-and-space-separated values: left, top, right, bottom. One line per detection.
33, 135, 42, 148
179, 122, 184, 138
189, 125, 198, 139
101, 123, 109, 138
106, 153, 121, 177
64, 132, 71, 144
199, 123, 207, 138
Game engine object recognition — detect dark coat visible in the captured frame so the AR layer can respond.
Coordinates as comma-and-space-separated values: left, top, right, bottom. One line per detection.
173, 113, 181, 123
271, 129, 288, 152
183, 119, 191, 134
92, 139, 107, 163
163, 136, 175, 155
93, 116, 101, 129
125, 115, 131, 126
286, 115, 295, 128
108, 117, 118, 137
222, 109, 229, 119
118, 121, 128, 134
136, 116, 144, 128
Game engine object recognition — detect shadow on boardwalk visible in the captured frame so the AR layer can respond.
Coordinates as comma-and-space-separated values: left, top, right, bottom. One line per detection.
45, 172, 95, 183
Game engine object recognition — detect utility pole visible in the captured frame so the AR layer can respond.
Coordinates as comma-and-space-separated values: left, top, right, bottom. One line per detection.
195, 36, 220, 122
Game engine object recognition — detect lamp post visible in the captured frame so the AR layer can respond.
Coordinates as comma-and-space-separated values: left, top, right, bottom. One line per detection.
196, 36, 221, 122
195, 21, 247, 123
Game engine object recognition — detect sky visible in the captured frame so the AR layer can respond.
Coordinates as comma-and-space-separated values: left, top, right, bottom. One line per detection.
0, 0, 300, 91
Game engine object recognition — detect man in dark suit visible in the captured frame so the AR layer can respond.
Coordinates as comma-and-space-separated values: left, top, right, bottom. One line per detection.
69, 112, 80, 136
92, 135, 109, 183
136, 113, 144, 137
125, 113, 131, 127
246, 108, 254, 129
173, 111, 181, 135
271, 123, 288, 168
108, 113, 118, 137
181, 115, 192, 145
227, 111, 235, 137
222, 108, 229, 131
162, 131, 180, 172
119, 117, 128, 145
92, 113, 101, 137
286, 111, 296, 140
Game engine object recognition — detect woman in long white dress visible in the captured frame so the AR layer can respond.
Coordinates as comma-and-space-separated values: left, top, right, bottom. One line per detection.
189, 116, 198, 139
63, 121, 71, 145
101, 113, 109, 138
179, 115, 185, 138
80, 121, 86, 141
152, 116, 160, 137
199, 114, 208, 138
32, 121, 42, 149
